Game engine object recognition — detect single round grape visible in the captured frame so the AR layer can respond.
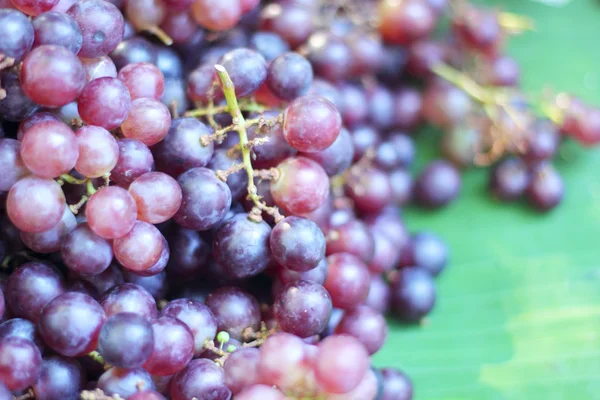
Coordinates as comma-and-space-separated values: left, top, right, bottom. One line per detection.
364, 208, 409, 249
315, 334, 369, 394
0, 318, 45, 352
367, 84, 395, 131
205, 286, 260, 340
80, 55, 117, 82
112, 221, 164, 273
61, 222, 113, 277
161, 298, 217, 357
0, 71, 39, 122
259, 3, 315, 48
393, 87, 423, 129
524, 119, 559, 163
74, 125, 119, 177
152, 118, 214, 177
306, 31, 352, 82
20, 118, 79, 178
39, 292, 106, 356
21, 45, 86, 107
324, 253, 370, 310
266, 52, 313, 100
379, 0, 435, 45
236, 385, 286, 400
526, 163, 564, 212
368, 230, 400, 275
21, 206, 76, 253
364, 275, 391, 315
489, 157, 530, 201
390, 266, 436, 322
83, 263, 124, 295
121, 98, 171, 146
376, 133, 415, 171
0, 337, 42, 391
78, 77, 131, 130
161, 10, 198, 45
401, 232, 448, 277
191, 0, 241, 32
7, 176, 66, 233
283, 95, 341, 153
270, 156, 329, 214
124, 0, 167, 32
381, 368, 413, 400
165, 226, 210, 278
85, 186, 137, 239
422, 80, 472, 128
326, 220, 375, 264
257, 333, 311, 391
32, 356, 84, 400
213, 213, 271, 279
453, 6, 501, 54
174, 167, 232, 231
274, 280, 332, 338
216, 48, 267, 98
309, 78, 344, 114
344, 166, 393, 214
415, 160, 461, 208
207, 149, 248, 201
270, 216, 325, 272
170, 359, 231, 400
118, 62, 164, 100
67, 0, 124, 58
186, 63, 215, 102
0, 9, 34, 62
347, 31, 384, 76
10, 0, 57, 16
112, 138, 154, 186
334, 305, 387, 355
143, 316, 194, 376
129, 172, 182, 224
223, 348, 260, 394
101, 282, 157, 319
136, 237, 170, 277
98, 312, 154, 368
302, 127, 354, 177
32, 11, 82, 54
109, 36, 158, 70
0, 138, 29, 192
98, 367, 155, 398
249, 31, 290, 62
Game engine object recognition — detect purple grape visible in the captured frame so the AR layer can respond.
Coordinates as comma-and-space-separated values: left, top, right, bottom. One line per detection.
270, 216, 325, 272
101, 283, 158, 319
249, 31, 289, 62
0, 70, 39, 122
32, 356, 84, 400
164, 226, 210, 278
112, 139, 154, 186
207, 149, 248, 201
123, 270, 168, 300
0, 318, 44, 352
0, 337, 42, 391
368, 230, 401, 274
98, 367, 155, 398
345, 166, 393, 214
223, 347, 260, 394
98, 312, 154, 368
20, 206, 76, 254
0, 139, 29, 192
217, 48, 267, 98
335, 305, 387, 355
324, 253, 371, 310
32, 11, 82, 53
306, 32, 351, 82
82, 263, 124, 296
161, 299, 217, 357
205, 286, 261, 340
527, 163, 564, 212
351, 124, 380, 161
110, 36, 158, 70
364, 275, 391, 315
67, 0, 124, 57
267, 52, 313, 100
278, 257, 328, 286
415, 160, 461, 208
143, 316, 194, 376
61, 222, 113, 277
259, 3, 314, 48
390, 266, 436, 322
524, 119, 559, 163
381, 368, 413, 400
0, 10, 34, 62
326, 220, 375, 264
401, 232, 448, 276
170, 359, 231, 400
77, 77, 131, 130
314, 334, 369, 394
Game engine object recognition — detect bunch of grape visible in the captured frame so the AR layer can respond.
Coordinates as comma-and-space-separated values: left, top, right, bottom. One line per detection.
0, 0, 596, 398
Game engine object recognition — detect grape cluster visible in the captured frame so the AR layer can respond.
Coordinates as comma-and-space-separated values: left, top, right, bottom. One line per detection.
0, 0, 595, 399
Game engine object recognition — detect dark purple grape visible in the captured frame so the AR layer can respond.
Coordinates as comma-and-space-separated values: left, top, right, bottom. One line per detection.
123, 270, 168, 300
351, 125, 380, 161
32, 11, 82, 53
101, 282, 157, 320
223, 347, 260, 394
156, 46, 183, 79
152, 118, 214, 178
326, 220, 375, 264
190, 0, 241, 32
165, 226, 210, 278
170, 359, 231, 400
0, 318, 44, 352
6, 262, 65, 323
0, 70, 39, 122
308, 78, 344, 114
390, 266, 436, 322
174, 167, 232, 231
274, 280, 332, 338
0, 9, 34, 62
335, 305, 387, 355
0, 337, 42, 391
110, 36, 158, 69
489, 157, 530, 201
217, 48, 267, 98
270, 216, 325, 272
205, 286, 261, 340
364, 275, 391, 315
213, 213, 271, 279
61, 222, 113, 277
67, 0, 124, 57
186, 63, 214, 103
39, 292, 106, 356
98, 312, 154, 368
302, 127, 354, 177
112, 138, 154, 186
77, 77, 131, 130
278, 257, 328, 286
378, 45, 408, 85
267, 52, 313, 100
249, 31, 289, 62
207, 149, 248, 201
347, 31, 384, 76
32, 356, 84, 400
306, 32, 351, 82
324, 253, 371, 310
97, 367, 155, 398
526, 163, 564, 212
82, 263, 124, 296
247, 111, 296, 169
379, 0, 435, 45
161, 298, 217, 356
524, 119, 560, 163
143, 316, 194, 376
415, 160, 461, 208
345, 166, 393, 214
393, 87, 423, 130
381, 368, 413, 400
401, 232, 448, 276
259, 3, 315, 48
367, 85, 395, 131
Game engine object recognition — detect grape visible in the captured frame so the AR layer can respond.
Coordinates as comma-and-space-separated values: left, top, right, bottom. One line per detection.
366, 85, 395, 131
401, 232, 448, 276
526, 163, 564, 212
21, 45, 86, 107
110, 36, 158, 69
524, 119, 559, 163
249, 31, 290, 62
271, 156, 329, 214
344, 166, 393, 214
165, 226, 210, 278
375, 134, 414, 171
118, 62, 165, 100
98, 312, 154, 368
328, 368, 379, 400
390, 266, 436, 322
0, 337, 42, 391
350, 125, 379, 161
236, 385, 286, 400
324, 253, 370, 310
129, 172, 182, 224
80, 55, 117, 82
489, 157, 529, 201
128, 390, 167, 400
20, 117, 78, 178
406, 40, 446, 78
61, 223, 113, 277
347, 31, 384, 76
124, 0, 167, 32
75, 127, 119, 179
0, 383, 9, 400
0, 138, 29, 192
161, 298, 217, 356
334, 305, 387, 355
67, 0, 124, 58
266, 52, 313, 100
364, 275, 391, 315
51, 101, 80, 125
378, 0, 435, 45
393, 87, 423, 129
101, 283, 158, 319
207, 149, 248, 201
39, 292, 106, 356
142, 316, 194, 376
309, 78, 344, 114
112, 139, 154, 186
191, 0, 242, 32
306, 32, 352, 82
21, 206, 76, 253
258, 332, 311, 391
113, 220, 165, 273
134, 237, 169, 277
326, 220, 375, 264
32, 356, 84, 400
381, 368, 413, 400
32, 11, 82, 53
302, 127, 354, 177
160, 11, 198, 45
247, 110, 297, 169
274, 280, 332, 338
259, 3, 314, 48
415, 160, 461, 208
270, 216, 325, 272
17, 111, 59, 140
453, 6, 501, 54
487, 55, 520, 86
278, 257, 328, 286
283, 95, 341, 152
364, 209, 408, 249
121, 98, 171, 146
205, 286, 260, 340
216, 48, 267, 98
78, 77, 131, 130
212, 213, 271, 279
51, 0, 77, 12
174, 167, 232, 231
10, 0, 57, 16
170, 359, 231, 400
422, 80, 472, 128
223, 347, 260, 394
0, 71, 39, 122
186, 64, 215, 102
0, 318, 45, 352
0, 9, 34, 62
368, 230, 400, 275
314, 335, 369, 394
156, 46, 183, 79
85, 186, 138, 239
83, 263, 124, 295
97, 367, 155, 398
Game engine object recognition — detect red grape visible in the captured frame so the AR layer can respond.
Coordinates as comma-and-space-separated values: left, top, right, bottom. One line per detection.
0, 337, 42, 391
113, 220, 165, 273
78, 77, 131, 130
283, 95, 341, 152
314, 334, 369, 394
324, 253, 371, 310
121, 98, 172, 146
67, 0, 124, 58
74, 125, 119, 177
85, 186, 138, 239
118, 62, 165, 100
101, 283, 158, 319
